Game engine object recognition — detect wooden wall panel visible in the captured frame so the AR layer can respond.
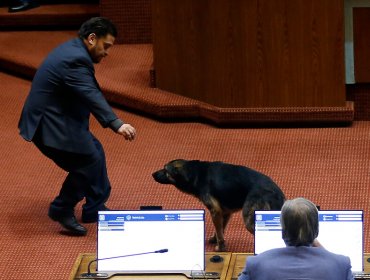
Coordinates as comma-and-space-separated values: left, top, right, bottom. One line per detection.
152, 0, 345, 108
100, 0, 152, 44
353, 8, 370, 83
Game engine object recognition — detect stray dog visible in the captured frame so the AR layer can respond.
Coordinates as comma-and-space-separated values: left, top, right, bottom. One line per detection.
152, 159, 285, 251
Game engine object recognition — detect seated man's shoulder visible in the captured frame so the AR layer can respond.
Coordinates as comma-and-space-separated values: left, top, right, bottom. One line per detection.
321, 248, 351, 262
252, 247, 287, 260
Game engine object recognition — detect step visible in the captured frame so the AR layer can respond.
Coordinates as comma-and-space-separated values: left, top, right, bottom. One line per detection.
0, 4, 99, 29
0, 30, 354, 125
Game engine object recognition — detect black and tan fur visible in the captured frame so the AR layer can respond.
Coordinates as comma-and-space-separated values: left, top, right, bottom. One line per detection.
152, 159, 285, 251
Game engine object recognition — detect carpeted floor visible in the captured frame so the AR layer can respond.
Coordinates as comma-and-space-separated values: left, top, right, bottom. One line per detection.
1, 70, 370, 279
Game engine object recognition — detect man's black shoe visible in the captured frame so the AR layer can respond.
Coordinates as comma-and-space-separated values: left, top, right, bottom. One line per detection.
49, 213, 87, 236
8, 0, 40, 13
82, 205, 110, 223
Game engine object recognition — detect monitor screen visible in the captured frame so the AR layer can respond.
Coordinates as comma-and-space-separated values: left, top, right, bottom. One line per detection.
254, 210, 363, 272
97, 209, 205, 273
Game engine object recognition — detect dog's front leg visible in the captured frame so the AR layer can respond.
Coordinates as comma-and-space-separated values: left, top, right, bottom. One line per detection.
204, 196, 226, 252
209, 211, 232, 244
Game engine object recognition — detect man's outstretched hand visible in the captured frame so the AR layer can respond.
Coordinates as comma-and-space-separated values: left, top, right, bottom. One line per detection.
117, 123, 136, 141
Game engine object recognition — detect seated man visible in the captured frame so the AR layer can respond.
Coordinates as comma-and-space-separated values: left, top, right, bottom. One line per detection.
238, 197, 354, 280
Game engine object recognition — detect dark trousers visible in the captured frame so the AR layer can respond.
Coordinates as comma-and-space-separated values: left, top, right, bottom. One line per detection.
33, 133, 111, 219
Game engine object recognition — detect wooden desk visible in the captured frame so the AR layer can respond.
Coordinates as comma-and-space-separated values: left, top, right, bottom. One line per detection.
70, 252, 231, 280
225, 253, 370, 280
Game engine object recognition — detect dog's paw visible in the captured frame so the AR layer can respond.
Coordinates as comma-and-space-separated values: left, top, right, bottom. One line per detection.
208, 235, 217, 244
215, 243, 226, 252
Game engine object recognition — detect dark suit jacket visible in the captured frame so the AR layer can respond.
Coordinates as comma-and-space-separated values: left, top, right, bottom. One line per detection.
238, 246, 354, 280
18, 38, 120, 154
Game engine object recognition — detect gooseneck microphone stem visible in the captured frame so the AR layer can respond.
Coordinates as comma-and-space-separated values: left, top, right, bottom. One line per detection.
85, 249, 169, 276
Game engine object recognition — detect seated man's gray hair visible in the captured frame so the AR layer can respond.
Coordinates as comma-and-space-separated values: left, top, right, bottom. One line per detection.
281, 197, 319, 246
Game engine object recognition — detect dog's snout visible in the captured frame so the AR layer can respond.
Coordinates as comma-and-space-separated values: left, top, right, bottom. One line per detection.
152, 169, 176, 184
152, 170, 162, 180
152, 169, 169, 183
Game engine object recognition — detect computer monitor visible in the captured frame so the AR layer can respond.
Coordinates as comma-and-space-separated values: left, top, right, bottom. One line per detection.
254, 210, 364, 272
97, 209, 205, 273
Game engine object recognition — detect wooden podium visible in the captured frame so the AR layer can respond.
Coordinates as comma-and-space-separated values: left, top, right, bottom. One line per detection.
70, 252, 370, 280
69, 252, 231, 280
152, 0, 353, 123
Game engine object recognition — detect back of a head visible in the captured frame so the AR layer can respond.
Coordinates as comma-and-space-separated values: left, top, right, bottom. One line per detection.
78, 17, 117, 39
281, 197, 319, 246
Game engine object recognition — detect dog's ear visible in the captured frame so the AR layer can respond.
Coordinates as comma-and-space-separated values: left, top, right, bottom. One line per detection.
165, 160, 191, 183
168, 159, 186, 167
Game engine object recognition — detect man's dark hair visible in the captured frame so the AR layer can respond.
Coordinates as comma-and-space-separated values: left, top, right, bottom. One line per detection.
281, 197, 319, 246
78, 17, 117, 39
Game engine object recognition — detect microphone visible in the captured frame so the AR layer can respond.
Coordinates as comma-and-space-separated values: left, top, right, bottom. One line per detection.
80, 249, 169, 278
154, 249, 168, 253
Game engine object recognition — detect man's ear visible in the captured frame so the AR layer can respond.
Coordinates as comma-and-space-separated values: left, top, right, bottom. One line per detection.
87, 33, 97, 45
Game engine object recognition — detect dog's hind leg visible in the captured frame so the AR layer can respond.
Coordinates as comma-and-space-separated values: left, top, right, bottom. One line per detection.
242, 186, 285, 234
242, 200, 271, 234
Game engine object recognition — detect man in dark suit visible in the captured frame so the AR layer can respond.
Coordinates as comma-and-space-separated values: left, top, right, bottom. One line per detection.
238, 197, 354, 280
18, 17, 136, 236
